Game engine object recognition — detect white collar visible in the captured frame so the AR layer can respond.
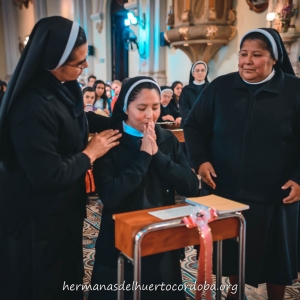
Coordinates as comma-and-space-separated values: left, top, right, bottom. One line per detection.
123, 121, 144, 137
242, 69, 276, 85
193, 80, 206, 85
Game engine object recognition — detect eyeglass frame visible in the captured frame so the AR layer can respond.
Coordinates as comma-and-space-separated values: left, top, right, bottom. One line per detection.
64, 57, 88, 70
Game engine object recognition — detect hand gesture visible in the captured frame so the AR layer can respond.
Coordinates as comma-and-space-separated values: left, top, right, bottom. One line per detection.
83, 130, 121, 163
282, 180, 300, 204
175, 117, 182, 125
140, 123, 158, 155
198, 162, 217, 189
162, 115, 175, 122
103, 108, 110, 116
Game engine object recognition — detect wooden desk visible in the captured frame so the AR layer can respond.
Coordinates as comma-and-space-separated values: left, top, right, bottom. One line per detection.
113, 204, 246, 300
158, 123, 185, 142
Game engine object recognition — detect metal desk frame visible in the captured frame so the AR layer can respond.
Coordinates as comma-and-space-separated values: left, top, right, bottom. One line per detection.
117, 212, 246, 300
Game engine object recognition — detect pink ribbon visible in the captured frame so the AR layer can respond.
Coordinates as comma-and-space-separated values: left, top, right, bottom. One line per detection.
183, 206, 218, 300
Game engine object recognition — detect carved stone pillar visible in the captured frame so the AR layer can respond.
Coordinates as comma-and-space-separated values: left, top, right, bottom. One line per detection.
152, 0, 167, 85
33, 0, 47, 21
74, 0, 94, 76
1, 1, 19, 77
125, 0, 167, 85
164, 0, 236, 64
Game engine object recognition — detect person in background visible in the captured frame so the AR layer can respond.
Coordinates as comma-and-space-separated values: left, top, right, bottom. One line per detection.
105, 83, 112, 99
0, 16, 121, 300
0, 80, 6, 106
89, 76, 199, 300
105, 83, 113, 114
78, 78, 86, 89
170, 81, 183, 109
110, 79, 122, 112
0, 80, 7, 92
87, 75, 96, 87
184, 28, 299, 300
157, 86, 181, 125
179, 61, 209, 127
93, 79, 110, 116
82, 87, 109, 117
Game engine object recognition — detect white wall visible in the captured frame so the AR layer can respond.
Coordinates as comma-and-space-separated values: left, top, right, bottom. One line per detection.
0, 4, 7, 80
46, 0, 74, 20
90, 0, 111, 82
166, 47, 191, 85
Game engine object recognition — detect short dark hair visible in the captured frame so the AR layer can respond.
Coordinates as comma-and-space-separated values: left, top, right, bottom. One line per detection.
82, 86, 96, 97
88, 75, 96, 82
64, 27, 87, 64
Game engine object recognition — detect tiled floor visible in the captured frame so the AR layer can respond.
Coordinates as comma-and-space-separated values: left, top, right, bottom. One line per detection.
84, 197, 300, 299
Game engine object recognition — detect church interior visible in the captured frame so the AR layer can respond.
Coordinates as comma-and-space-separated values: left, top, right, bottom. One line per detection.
0, 0, 300, 299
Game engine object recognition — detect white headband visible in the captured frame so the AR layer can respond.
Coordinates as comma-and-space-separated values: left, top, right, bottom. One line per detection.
191, 61, 207, 74
52, 22, 80, 70
240, 29, 278, 60
123, 79, 161, 112
161, 88, 173, 95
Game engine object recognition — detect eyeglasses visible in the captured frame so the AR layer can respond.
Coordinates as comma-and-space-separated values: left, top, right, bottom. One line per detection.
65, 57, 88, 70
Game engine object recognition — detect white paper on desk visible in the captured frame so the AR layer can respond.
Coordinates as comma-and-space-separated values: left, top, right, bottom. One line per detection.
148, 206, 194, 220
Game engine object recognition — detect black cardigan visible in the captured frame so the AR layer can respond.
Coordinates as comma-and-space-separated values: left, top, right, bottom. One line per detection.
0, 76, 90, 237
179, 82, 208, 127
184, 70, 300, 205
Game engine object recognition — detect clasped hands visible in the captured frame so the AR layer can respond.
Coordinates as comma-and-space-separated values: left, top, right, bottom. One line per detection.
198, 162, 300, 204
140, 121, 158, 156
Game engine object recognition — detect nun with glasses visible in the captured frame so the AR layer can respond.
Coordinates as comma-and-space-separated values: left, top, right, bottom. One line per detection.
89, 76, 199, 300
0, 16, 121, 299
179, 61, 209, 128
184, 28, 300, 300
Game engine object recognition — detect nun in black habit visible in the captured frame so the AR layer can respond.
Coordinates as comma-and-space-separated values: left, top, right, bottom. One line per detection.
184, 28, 300, 300
0, 16, 121, 300
179, 61, 209, 127
89, 76, 199, 300
157, 86, 181, 125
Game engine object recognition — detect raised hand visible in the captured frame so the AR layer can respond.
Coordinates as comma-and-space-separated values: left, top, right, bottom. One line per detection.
140, 123, 158, 155
140, 125, 153, 155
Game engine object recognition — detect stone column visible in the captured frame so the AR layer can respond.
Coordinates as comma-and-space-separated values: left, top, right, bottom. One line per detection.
33, 0, 47, 22
74, 0, 94, 76
138, 0, 166, 85
152, 0, 167, 85
1, 1, 19, 77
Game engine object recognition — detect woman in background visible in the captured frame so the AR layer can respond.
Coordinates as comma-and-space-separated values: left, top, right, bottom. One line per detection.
93, 79, 110, 116
179, 61, 209, 127
0, 80, 6, 106
157, 86, 181, 125
170, 80, 183, 109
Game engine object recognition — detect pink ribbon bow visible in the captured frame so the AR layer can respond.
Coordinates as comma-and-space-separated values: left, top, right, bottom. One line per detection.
183, 206, 218, 300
